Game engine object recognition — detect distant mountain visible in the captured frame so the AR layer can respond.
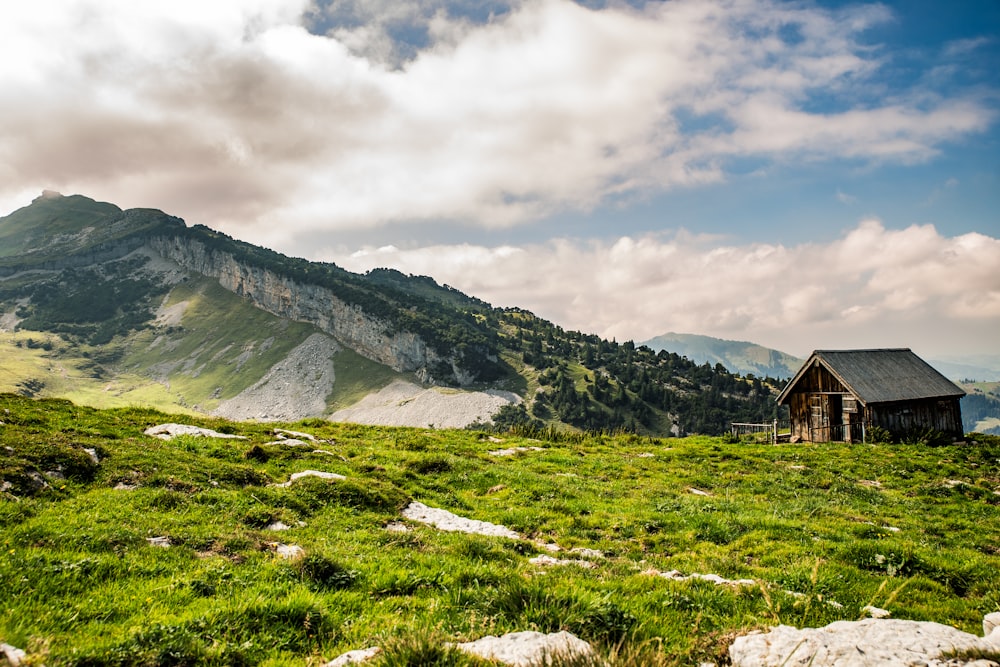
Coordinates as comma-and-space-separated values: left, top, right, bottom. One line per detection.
927, 359, 1000, 382
0, 192, 781, 435
641, 332, 803, 379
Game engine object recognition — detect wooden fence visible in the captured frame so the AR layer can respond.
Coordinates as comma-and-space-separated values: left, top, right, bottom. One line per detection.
730, 420, 791, 444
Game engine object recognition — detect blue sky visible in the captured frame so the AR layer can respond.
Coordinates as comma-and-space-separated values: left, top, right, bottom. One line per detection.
0, 0, 997, 360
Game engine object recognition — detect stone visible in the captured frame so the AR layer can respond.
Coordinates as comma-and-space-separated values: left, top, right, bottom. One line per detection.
1, 643, 26, 667
688, 487, 712, 496
322, 646, 381, 666
83, 447, 99, 463
384, 521, 410, 533
863, 605, 891, 619
489, 446, 545, 457
146, 536, 171, 548
455, 631, 595, 666
265, 438, 311, 447
274, 470, 346, 487
268, 543, 305, 560
570, 547, 604, 559
401, 501, 521, 539
985, 612, 1000, 637
275, 428, 318, 442
529, 554, 596, 569
144, 423, 248, 440
653, 569, 756, 587
266, 521, 291, 531
729, 617, 1000, 667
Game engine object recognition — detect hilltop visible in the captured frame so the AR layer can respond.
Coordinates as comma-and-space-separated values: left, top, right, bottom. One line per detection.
0, 192, 779, 436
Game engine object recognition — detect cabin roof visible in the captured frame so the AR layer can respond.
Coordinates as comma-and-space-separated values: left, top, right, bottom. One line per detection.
777, 348, 965, 405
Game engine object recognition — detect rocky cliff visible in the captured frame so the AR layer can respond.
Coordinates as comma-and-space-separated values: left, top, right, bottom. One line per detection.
146, 235, 463, 384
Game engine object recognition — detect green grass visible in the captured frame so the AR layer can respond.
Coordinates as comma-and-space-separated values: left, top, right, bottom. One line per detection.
1, 394, 998, 666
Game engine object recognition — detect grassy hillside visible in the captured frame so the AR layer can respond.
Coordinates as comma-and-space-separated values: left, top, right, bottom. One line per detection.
2, 394, 998, 665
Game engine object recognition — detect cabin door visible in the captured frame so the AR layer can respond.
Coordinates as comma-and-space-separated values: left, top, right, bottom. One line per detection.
809, 395, 829, 442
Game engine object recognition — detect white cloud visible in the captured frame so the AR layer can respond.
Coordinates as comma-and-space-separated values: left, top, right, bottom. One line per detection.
330, 221, 1000, 357
0, 0, 993, 235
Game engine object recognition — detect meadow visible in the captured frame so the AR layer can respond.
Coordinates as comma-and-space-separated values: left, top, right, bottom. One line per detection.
1, 393, 998, 665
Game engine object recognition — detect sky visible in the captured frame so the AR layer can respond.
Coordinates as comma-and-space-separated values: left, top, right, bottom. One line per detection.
1, 0, 998, 361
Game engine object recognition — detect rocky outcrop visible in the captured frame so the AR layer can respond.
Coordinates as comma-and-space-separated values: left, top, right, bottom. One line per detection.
729, 616, 1000, 667
147, 236, 460, 382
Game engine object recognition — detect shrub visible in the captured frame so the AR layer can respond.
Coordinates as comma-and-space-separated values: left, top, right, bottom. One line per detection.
297, 553, 357, 591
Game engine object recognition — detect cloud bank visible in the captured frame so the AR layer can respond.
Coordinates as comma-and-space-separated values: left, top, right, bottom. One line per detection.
0, 0, 993, 239
334, 221, 1000, 358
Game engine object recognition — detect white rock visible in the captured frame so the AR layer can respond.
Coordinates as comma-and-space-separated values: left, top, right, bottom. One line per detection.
275, 428, 318, 442
113, 482, 138, 490
489, 446, 545, 457
269, 543, 305, 560
985, 612, 1000, 637
863, 605, 891, 619
264, 438, 311, 447
83, 447, 99, 463
729, 618, 1000, 667
322, 646, 381, 666
144, 424, 248, 440
146, 536, 171, 548
1, 643, 27, 666
570, 547, 605, 559
688, 487, 712, 496
529, 554, 596, 569
654, 569, 756, 587
384, 521, 410, 533
455, 631, 595, 666
266, 521, 291, 531
401, 501, 521, 539
274, 470, 346, 487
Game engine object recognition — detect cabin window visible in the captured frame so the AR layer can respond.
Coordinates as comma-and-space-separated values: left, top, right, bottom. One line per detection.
843, 397, 857, 413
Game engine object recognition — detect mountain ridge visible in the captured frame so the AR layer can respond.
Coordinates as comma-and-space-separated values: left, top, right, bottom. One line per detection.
0, 192, 780, 435
641, 331, 803, 379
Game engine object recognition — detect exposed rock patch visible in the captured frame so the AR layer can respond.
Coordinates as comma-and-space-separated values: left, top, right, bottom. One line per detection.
322, 646, 382, 666
330, 380, 519, 429
273, 470, 346, 487
0, 642, 27, 667
648, 569, 756, 587
213, 333, 339, 422
144, 424, 247, 440
454, 631, 596, 666
489, 446, 545, 457
401, 501, 521, 539
729, 617, 1000, 667
529, 554, 597, 569
267, 542, 305, 560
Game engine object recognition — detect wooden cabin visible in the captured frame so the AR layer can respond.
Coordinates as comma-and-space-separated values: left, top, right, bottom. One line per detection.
777, 349, 964, 443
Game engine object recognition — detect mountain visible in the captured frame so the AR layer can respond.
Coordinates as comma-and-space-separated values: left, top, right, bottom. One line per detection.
927, 359, 1000, 382
0, 192, 781, 435
641, 332, 802, 380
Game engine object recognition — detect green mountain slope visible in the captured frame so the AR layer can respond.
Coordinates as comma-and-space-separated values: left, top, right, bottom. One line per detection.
642, 332, 803, 380
0, 192, 781, 435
